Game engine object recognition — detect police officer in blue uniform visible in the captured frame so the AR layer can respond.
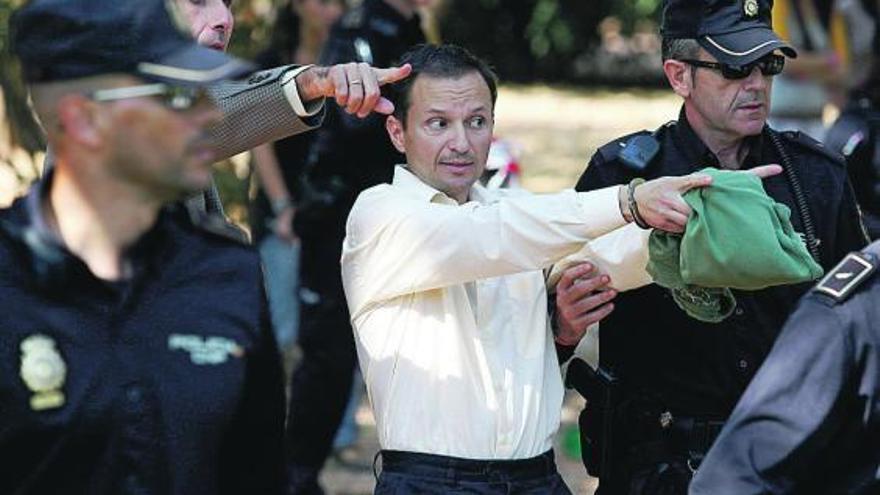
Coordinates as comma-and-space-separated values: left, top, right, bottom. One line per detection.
1, 1, 285, 494
690, 243, 880, 494
285, 0, 428, 492
559, 1, 869, 494
825, 1, 880, 239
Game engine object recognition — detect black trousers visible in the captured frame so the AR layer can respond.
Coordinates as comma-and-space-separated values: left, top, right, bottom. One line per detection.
285, 284, 357, 493
376, 450, 572, 494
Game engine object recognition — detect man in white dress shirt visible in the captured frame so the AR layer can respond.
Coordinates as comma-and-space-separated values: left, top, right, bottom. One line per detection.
340, 43, 779, 494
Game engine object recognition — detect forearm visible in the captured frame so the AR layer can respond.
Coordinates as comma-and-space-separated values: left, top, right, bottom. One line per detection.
252, 144, 293, 205
343, 186, 629, 313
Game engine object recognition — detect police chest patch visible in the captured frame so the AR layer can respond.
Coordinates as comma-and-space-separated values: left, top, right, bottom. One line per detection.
20, 335, 66, 411
168, 334, 245, 365
815, 252, 876, 302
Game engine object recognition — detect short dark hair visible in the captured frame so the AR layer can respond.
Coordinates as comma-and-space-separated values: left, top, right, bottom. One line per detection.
661, 38, 700, 61
388, 43, 498, 126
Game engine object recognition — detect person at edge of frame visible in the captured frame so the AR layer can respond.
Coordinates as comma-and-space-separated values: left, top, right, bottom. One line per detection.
690, 239, 880, 492
556, 0, 869, 493
2, 0, 279, 493
825, 0, 880, 239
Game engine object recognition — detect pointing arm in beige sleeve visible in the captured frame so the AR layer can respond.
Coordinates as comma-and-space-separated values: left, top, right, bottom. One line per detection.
206, 65, 324, 161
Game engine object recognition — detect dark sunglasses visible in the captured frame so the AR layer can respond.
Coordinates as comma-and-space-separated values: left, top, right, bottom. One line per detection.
90, 83, 211, 111
679, 54, 785, 80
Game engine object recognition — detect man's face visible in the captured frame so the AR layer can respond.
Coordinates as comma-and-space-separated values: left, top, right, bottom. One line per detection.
386, 72, 494, 203
684, 49, 772, 140
99, 79, 222, 201
176, 0, 234, 51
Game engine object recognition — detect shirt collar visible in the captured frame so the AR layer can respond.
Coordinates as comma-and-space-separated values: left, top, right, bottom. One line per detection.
23, 170, 173, 284
25, 169, 65, 249
392, 165, 491, 205
672, 106, 766, 171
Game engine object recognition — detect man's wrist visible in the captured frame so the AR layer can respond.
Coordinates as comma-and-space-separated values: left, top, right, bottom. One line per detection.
281, 65, 323, 117
618, 185, 634, 223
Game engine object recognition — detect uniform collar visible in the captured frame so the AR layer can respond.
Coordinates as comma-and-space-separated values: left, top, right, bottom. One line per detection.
672, 106, 766, 171
22, 171, 175, 286
25, 170, 66, 250
392, 165, 491, 205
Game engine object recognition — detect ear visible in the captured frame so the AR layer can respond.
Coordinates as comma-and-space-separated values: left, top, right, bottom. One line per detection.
385, 115, 407, 154
56, 94, 104, 149
663, 59, 693, 99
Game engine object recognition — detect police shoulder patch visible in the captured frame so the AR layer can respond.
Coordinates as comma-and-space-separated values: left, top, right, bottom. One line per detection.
596, 131, 651, 163
779, 130, 846, 167
814, 251, 877, 303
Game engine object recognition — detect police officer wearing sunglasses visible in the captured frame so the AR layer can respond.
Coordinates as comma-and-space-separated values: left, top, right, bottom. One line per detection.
557, 1, 868, 494
1, 0, 288, 493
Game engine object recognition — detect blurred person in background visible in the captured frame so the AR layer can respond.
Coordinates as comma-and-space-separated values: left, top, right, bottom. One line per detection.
769, 0, 852, 139
248, 0, 344, 361
826, 0, 880, 238
284, 1, 429, 492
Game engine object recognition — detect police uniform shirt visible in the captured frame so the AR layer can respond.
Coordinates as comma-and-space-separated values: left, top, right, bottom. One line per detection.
825, 96, 880, 238
576, 108, 867, 421
690, 244, 880, 495
0, 181, 285, 495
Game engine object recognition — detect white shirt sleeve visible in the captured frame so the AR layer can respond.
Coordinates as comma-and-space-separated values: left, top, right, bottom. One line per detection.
281, 65, 324, 117
546, 224, 653, 293
342, 185, 634, 318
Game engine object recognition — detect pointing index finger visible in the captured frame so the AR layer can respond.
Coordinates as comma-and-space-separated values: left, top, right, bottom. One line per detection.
375, 64, 413, 86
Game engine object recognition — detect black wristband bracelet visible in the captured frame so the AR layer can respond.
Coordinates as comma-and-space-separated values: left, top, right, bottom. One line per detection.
628, 178, 650, 229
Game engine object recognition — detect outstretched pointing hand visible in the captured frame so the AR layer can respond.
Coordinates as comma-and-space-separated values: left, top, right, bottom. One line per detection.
295, 63, 413, 118
629, 164, 783, 233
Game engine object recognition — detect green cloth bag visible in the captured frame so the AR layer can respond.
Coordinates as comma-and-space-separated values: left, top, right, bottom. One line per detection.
647, 167, 824, 322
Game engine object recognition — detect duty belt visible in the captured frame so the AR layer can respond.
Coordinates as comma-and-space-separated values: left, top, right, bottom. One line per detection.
626, 412, 726, 472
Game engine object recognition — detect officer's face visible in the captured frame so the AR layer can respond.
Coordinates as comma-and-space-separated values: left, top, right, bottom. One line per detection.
176, 0, 234, 51
674, 49, 772, 140
98, 77, 223, 201
386, 72, 494, 204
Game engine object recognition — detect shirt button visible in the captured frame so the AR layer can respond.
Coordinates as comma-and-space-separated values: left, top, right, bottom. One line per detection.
126, 386, 143, 403
738, 359, 749, 370
124, 474, 141, 493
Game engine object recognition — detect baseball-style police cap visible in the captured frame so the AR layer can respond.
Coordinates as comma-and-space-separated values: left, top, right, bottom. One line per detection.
12, 0, 254, 85
661, 0, 797, 66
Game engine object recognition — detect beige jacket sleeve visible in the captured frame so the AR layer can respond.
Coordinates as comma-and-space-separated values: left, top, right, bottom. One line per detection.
206, 65, 324, 161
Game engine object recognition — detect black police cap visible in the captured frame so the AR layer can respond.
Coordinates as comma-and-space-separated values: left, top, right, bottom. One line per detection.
12, 0, 254, 85
661, 0, 797, 66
